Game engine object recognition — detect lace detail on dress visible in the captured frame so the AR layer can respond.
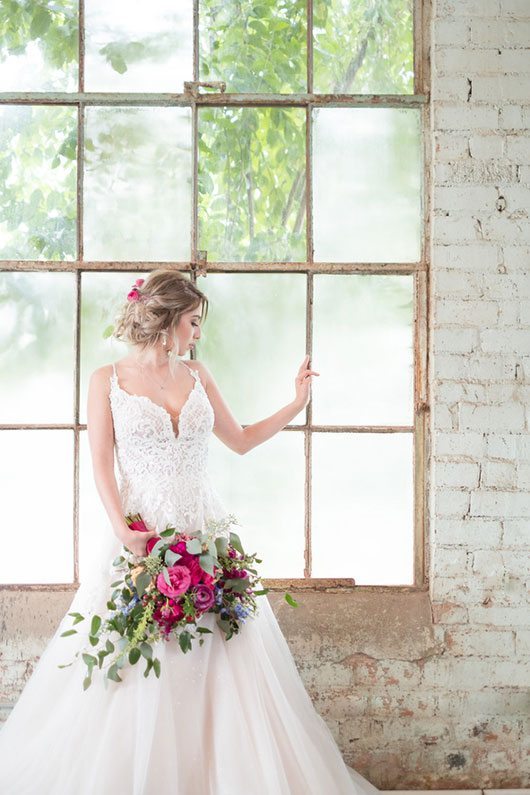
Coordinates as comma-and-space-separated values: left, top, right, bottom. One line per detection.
109, 361, 230, 538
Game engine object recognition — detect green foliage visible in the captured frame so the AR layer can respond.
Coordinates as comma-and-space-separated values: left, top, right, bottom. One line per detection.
0, 106, 77, 259
313, 0, 414, 94
0, 0, 78, 85
199, 0, 306, 93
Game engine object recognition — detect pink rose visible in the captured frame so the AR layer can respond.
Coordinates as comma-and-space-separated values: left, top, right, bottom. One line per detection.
146, 535, 162, 554
169, 541, 188, 555
193, 584, 215, 612
156, 565, 191, 598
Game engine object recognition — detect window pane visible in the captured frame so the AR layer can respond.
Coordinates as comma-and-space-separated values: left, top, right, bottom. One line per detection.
84, 0, 193, 91
209, 432, 305, 577
313, 0, 414, 95
313, 108, 421, 262
0, 431, 74, 584
199, 0, 306, 93
0, 272, 76, 422
312, 274, 414, 426
84, 107, 192, 261
198, 107, 306, 262
0, 1, 78, 91
80, 271, 153, 423
0, 106, 77, 260
197, 273, 306, 425
312, 432, 414, 585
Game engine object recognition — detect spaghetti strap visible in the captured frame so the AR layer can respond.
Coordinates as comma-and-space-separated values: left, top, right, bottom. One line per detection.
180, 361, 200, 383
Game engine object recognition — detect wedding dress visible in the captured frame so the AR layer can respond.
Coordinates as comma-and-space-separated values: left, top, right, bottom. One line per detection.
0, 360, 379, 795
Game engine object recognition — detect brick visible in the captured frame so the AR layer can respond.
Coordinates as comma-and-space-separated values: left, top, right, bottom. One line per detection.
468, 605, 530, 626
432, 76, 475, 102
516, 630, 530, 654
433, 518, 503, 547
434, 132, 471, 160
435, 431, 486, 458
481, 460, 517, 489
433, 489, 471, 517
472, 75, 530, 101
499, 104, 525, 129
433, 327, 480, 353
470, 489, 530, 517
486, 433, 530, 460
435, 461, 481, 488
434, 104, 500, 130
436, 0, 501, 15
480, 329, 530, 353
506, 135, 530, 163
460, 403, 525, 432
435, 299, 499, 325
434, 185, 498, 213
434, 18, 471, 46
470, 19, 530, 47
434, 159, 518, 184
432, 242, 500, 270
444, 627, 516, 656
468, 134, 506, 159
501, 0, 530, 15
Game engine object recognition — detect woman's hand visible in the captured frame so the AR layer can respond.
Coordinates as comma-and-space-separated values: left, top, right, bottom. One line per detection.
122, 526, 159, 558
294, 354, 320, 409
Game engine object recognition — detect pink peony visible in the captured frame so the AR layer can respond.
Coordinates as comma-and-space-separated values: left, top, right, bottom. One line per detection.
156, 565, 191, 598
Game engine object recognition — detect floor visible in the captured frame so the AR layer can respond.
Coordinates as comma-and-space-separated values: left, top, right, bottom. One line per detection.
380, 791, 530, 794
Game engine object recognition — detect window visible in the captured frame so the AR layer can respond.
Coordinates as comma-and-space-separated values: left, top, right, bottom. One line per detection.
0, 0, 428, 589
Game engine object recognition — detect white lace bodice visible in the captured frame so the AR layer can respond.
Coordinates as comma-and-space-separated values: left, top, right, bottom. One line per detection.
109, 360, 229, 537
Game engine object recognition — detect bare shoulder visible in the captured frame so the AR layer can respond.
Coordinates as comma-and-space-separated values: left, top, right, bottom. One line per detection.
186, 359, 211, 388
88, 363, 115, 394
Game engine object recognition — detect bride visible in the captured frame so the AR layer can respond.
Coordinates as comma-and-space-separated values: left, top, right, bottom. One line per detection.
0, 269, 379, 794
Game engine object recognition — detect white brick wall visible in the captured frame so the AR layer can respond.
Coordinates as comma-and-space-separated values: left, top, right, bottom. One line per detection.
430, 0, 530, 784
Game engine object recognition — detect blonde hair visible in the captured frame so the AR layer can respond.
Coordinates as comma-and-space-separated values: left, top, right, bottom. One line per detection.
113, 270, 208, 372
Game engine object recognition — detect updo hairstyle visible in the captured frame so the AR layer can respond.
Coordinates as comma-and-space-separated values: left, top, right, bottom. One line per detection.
113, 270, 209, 375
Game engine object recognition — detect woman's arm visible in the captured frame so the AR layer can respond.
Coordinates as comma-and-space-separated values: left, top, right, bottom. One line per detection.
86, 366, 132, 543
194, 355, 319, 455
86, 367, 168, 556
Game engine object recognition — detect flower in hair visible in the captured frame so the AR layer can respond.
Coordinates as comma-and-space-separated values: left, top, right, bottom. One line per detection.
127, 278, 145, 302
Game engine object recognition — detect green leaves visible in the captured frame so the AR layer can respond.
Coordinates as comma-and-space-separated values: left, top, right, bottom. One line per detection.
135, 571, 152, 598
186, 537, 202, 555
178, 631, 192, 653
29, 7, 52, 39
67, 612, 85, 625
284, 592, 299, 608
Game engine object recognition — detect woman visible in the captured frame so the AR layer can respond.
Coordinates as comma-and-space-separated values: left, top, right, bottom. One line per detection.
0, 269, 379, 794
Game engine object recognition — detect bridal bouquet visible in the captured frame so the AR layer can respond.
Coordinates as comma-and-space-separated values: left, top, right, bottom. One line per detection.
59, 513, 298, 690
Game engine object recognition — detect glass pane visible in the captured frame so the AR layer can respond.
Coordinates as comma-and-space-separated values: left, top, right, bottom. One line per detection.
0, 272, 75, 422
84, 107, 192, 261
0, 430, 74, 584
196, 273, 306, 425
80, 271, 150, 422
199, 0, 306, 93
84, 0, 193, 91
313, 0, 414, 95
312, 432, 413, 584
0, 106, 77, 260
313, 108, 421, 262
313, 274, 414, 426
209, 432, 305, 577
198, 107, 306, 262
0, 1, 78, 91
79, 430, 119, 582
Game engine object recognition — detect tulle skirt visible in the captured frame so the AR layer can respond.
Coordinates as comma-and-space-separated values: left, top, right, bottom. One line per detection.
0, 532, 379, 795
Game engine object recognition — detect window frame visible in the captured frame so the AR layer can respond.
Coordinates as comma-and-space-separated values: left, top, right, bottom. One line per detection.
0, 0, 431, 593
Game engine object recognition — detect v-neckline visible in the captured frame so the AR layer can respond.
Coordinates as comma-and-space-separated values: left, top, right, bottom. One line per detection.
111, 363, 200, 441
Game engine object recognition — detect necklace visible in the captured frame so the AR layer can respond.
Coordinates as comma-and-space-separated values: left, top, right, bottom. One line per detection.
135, 356, 174, 391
